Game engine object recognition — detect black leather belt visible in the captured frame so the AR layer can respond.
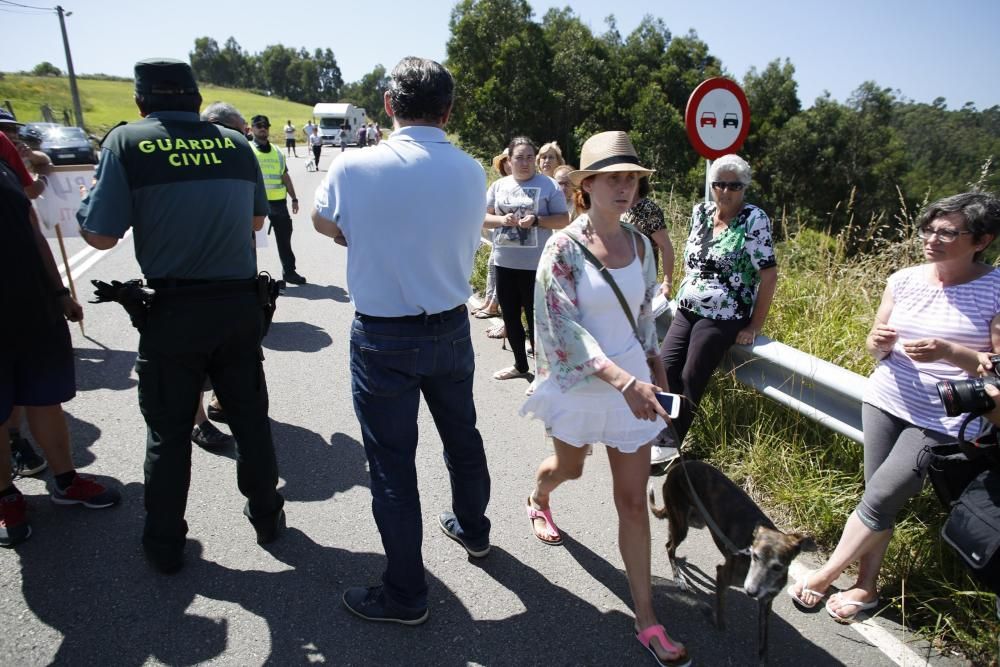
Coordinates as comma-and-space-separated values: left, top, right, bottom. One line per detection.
355, 304, 466, 324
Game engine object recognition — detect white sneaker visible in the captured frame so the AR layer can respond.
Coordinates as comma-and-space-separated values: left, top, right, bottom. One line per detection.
650, 427, 680, 465
650, 444, 678, 465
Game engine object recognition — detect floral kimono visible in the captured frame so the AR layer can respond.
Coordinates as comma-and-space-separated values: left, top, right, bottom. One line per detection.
532, 215, 659, 393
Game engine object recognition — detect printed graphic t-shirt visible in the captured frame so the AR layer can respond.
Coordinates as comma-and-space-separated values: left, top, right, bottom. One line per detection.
487, 172, 568, 271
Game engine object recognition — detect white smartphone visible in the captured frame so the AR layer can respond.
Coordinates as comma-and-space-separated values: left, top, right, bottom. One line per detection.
654, 392, 682, 420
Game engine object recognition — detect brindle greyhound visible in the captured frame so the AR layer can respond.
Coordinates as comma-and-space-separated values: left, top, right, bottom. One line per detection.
649, 459, 814, 665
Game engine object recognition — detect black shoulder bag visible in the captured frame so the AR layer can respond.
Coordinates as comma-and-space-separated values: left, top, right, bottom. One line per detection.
923, 419, 1000, 595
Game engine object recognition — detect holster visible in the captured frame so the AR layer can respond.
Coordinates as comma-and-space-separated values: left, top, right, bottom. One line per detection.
257, 272, 284, 338
89, 278, 155, 330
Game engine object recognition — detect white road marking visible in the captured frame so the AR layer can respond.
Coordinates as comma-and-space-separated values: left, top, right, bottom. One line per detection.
789, 561, 933, 666
57, 229, 132, 281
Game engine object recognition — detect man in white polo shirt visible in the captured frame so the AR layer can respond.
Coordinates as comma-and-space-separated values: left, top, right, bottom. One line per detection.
312, 56, 491, 626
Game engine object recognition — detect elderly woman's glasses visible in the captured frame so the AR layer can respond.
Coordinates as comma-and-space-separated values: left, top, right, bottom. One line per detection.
711, 181, 745, 192
918, 226, 972, 243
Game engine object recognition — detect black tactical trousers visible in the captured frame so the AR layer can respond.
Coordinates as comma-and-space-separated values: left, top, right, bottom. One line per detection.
268, 200, 296, 275
135, 289, 283, 554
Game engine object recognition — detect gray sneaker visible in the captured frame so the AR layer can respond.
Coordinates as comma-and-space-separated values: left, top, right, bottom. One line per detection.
10, 435, 47, 477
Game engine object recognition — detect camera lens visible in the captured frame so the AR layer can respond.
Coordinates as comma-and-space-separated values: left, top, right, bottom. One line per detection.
937, 377, 1000, 417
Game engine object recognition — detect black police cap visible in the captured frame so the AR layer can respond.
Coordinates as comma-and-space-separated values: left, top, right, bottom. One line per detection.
251, 115, 270, 128
134, 58, 199, 96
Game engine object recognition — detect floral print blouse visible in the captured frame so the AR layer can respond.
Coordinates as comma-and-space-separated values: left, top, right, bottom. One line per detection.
533, 216, 660, 392
622, 197, 666, 238
676, 202, 776, 321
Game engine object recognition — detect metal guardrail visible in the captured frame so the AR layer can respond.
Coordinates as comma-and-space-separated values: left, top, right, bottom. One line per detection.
652, 295, 867, 444
478, 236, 868, 444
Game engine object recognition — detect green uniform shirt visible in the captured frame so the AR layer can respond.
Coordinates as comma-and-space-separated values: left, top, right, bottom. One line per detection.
78, 111, 268, 280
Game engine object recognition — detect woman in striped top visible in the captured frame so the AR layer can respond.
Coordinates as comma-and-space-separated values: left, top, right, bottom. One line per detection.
789, 192, 1000, 622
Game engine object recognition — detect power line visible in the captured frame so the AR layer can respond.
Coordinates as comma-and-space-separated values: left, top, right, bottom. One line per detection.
0, 0, 54, 9
0, 6, 52, 14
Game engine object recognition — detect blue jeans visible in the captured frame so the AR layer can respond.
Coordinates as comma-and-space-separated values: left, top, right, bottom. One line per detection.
350, 307, 491, 609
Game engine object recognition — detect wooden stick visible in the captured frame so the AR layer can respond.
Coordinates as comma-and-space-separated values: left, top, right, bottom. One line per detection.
54, 223, 84, 335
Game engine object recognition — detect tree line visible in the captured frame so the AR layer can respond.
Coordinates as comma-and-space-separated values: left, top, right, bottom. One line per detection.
188, 37, 391, 127
189, 37, 343, 107
189, 1, 999, 239
444, 0, 1000, 241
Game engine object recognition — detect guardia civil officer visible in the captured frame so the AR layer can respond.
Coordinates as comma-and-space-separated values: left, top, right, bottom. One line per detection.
78, 59, 285, 574
250, 115, 306, 285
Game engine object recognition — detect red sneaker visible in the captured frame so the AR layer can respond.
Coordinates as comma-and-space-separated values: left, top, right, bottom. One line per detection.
51, 474, 121, 509
0, 492, 31, 547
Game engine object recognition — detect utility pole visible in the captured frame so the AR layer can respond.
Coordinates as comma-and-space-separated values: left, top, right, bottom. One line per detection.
55, 5, 84, 129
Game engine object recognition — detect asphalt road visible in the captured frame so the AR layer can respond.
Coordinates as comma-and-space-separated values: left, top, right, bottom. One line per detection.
1, 146, 965, 666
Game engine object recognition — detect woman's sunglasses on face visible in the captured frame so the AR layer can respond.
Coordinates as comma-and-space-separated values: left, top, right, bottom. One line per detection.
711, 181, 745, 192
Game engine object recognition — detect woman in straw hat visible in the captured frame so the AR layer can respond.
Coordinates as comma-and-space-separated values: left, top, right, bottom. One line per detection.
484, 137, 570, 381
521, 131, 690, 667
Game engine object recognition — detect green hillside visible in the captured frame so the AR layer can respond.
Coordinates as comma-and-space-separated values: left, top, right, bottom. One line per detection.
0, 74, 316, 136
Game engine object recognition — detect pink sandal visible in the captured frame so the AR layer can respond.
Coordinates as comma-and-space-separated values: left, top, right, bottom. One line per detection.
526, 496, 563, 546
635, 624, 690, 667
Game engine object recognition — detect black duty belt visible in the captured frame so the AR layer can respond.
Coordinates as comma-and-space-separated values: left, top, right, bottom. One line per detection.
355, 304, 466, 324
147, 277, 257, 297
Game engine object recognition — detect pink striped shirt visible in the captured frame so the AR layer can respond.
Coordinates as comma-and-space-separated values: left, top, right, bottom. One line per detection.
863, 264, 1000, 437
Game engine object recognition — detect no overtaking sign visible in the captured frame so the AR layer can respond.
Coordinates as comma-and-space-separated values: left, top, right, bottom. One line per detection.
685, 77, 751, 159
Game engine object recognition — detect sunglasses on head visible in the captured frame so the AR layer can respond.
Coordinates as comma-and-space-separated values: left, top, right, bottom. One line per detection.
711, 181, 745, 192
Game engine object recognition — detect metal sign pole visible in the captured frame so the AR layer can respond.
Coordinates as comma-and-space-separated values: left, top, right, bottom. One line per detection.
704, 158, 712, 204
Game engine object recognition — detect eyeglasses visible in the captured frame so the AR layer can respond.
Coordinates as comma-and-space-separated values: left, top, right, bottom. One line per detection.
918, 226, 972, 243
711, 181, 745, 192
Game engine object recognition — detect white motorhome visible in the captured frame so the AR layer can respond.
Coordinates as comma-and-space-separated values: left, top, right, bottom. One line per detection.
312, 103, 367, 146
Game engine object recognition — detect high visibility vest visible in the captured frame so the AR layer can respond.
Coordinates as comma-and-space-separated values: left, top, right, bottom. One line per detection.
252, 144, 287, 201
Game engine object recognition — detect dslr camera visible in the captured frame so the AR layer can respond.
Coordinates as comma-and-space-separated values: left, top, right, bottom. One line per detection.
936, 353, 1000, 417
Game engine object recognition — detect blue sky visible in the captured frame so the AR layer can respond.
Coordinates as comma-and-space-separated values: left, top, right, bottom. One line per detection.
2, 0, 997, 110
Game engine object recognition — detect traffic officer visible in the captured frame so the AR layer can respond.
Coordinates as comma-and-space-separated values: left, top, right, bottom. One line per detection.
78, 58, 285, 574
249, 114, 306, 285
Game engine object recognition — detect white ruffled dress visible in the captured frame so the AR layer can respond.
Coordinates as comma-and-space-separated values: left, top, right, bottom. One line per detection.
520, 237, 664, 453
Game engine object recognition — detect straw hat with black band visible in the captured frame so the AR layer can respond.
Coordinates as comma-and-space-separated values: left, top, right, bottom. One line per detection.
567, 131, 654, 186
491, 148, 509, 174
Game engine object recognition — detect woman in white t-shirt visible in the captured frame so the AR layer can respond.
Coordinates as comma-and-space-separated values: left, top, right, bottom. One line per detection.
789, 192, 1000, 622
484, 137, 569, 381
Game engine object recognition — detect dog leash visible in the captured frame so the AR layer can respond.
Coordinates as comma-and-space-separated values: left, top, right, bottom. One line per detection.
666, 422, 752, 558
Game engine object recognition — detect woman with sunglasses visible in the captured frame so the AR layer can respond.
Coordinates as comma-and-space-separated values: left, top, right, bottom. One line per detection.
652, 154, 777, 463
789, 192, 1000, 622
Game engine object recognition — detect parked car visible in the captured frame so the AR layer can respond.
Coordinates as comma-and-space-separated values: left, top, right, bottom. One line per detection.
25, 121, 61, 135
39, 125, 97, 165
723, 113, 739, 128
699, 111, 717, 128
